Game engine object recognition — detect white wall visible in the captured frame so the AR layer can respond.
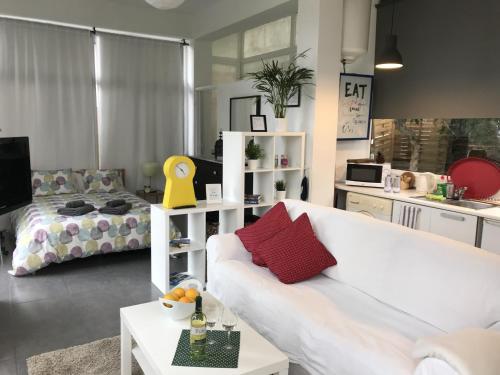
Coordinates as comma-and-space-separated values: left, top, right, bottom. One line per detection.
0, 0, 192, 37
335, 0, 377, 182
307, 0, 343, 205
191, 0, 291, 38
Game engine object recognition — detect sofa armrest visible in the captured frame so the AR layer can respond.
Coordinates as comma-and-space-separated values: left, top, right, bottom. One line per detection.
413, 328, 500, 375
206, 233, 250, 269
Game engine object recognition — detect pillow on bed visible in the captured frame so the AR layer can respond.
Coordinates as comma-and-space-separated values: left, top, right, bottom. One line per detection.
32, 169, 77, 196
83, 169, 124, 193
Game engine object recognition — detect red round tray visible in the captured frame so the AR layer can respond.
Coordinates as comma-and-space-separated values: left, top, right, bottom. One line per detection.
448, 157, 500, 199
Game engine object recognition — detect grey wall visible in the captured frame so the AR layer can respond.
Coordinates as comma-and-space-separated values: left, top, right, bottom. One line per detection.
373, 0, 500, 119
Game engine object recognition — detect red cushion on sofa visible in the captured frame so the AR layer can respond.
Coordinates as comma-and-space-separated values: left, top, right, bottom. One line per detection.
254, 213, 337, 284
235, 202, 292, 259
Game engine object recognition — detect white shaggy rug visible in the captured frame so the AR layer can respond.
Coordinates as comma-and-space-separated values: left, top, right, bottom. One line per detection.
27, 336, 143, 375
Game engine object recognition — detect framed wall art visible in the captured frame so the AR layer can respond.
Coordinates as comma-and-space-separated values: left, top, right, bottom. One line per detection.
337, 73, 373, 140
250, 115, 267, 132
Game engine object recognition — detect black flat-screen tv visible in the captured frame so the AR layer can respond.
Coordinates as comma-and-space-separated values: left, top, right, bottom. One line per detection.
0, 137, 32, 215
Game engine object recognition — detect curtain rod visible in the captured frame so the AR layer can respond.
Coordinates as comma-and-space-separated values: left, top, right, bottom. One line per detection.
0, 14, 190, 45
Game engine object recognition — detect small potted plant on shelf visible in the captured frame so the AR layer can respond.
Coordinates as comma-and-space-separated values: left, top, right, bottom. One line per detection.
248, 51, 314, 132
245, 140, 265, 170
275, 180, 287, 201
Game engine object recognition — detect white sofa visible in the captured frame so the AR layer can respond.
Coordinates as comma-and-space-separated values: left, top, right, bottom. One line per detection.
207, 199, 500, 375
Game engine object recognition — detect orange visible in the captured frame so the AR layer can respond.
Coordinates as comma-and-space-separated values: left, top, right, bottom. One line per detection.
179, 296, 194, 304
163, 293, 179, 302
172, 287, 185, 298
185, 288, 199, 300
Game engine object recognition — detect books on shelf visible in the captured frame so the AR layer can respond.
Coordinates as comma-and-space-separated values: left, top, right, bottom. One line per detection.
169, 272, 192, 288
170, 238, 191, 248
244, 194, 263, 205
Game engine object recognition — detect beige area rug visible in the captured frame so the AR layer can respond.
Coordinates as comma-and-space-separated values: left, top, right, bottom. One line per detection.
27, 336, 144, 375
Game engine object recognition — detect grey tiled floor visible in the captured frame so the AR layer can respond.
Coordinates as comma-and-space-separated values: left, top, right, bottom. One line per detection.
0, 240, 185, 375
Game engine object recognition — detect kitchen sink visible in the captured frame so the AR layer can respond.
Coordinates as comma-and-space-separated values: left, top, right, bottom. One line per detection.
444, 200, 495, 210
413, 196, 495, 210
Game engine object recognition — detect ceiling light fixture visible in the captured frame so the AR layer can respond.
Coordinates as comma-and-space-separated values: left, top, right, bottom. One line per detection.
375, 0, 403, 70
144, 0, 185, 10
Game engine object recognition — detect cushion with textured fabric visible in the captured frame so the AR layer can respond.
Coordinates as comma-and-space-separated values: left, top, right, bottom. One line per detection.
254, 213, 337, 284
31, 169, 77, 196
235, 202, 292, 266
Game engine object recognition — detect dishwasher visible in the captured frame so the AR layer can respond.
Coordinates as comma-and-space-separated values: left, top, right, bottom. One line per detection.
346, 192, 393, 222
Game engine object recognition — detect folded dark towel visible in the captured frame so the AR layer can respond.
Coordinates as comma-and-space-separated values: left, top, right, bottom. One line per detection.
98, 203, 132, 215
65, 200, 86, 209
57, 204, 95, 216
106, 199, 126, 208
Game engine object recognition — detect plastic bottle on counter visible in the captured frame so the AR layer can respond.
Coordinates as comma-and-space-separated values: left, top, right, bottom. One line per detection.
384, 174, 392, 193
437, 175, 448, 196
392, 176, 401, 193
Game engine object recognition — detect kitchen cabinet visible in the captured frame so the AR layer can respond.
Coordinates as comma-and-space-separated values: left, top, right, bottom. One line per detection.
392, 201, 478, 246
481, 219, 500, 255
428, 208, 478, 246
391, 201, 432, 231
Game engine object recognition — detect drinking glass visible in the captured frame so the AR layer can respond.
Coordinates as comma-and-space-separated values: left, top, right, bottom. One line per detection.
204, 302, 220, 345
221, 307, 238, 350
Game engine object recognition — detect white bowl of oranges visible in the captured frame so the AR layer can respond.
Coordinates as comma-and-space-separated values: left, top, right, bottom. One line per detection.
158, 279, 203, 320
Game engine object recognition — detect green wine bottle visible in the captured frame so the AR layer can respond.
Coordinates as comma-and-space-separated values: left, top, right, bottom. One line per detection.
190, 296, 207, 361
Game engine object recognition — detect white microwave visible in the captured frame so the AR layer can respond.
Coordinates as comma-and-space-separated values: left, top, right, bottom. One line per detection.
345, 162, 391, 188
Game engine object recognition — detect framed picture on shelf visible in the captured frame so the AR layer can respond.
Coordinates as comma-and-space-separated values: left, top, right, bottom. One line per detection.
206, 184, 222, 204
337, 73, 373, 141
250, 115, 267, 132
286, 86, 301, 107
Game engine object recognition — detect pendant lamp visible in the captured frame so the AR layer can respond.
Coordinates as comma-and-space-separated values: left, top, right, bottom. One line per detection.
144, 0, 185, 10
376, 1, 403, 70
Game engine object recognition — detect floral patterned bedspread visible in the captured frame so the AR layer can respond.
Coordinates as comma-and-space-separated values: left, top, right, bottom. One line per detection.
11, 191, 151, 276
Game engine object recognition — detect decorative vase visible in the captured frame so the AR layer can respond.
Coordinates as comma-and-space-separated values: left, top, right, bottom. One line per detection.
248, 159, 259, 170
276, 190, 287, 201
275, 117, 288, 132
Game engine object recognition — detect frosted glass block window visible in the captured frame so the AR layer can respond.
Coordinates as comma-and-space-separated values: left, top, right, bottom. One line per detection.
243, 17, 292, 58
242, 55, 290, 75
212, 33, 238, 59
212, 63, 237, 85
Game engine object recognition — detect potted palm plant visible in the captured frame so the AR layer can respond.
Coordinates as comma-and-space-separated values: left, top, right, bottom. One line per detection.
245, 140, 265, 170
275, 180, 287, 201
248, 52, 314, 132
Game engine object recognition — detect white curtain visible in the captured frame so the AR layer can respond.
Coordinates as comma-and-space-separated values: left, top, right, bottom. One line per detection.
97, 33, 184, 191
0, 18, 98, 170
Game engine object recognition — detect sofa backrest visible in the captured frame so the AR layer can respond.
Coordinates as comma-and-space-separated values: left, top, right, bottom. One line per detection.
283, 199, 500, 332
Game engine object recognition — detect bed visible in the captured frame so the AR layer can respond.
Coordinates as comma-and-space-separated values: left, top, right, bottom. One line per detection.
10, 170, 152, 276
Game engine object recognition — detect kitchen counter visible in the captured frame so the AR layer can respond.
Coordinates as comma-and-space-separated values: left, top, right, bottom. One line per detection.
335, 182, 500, 221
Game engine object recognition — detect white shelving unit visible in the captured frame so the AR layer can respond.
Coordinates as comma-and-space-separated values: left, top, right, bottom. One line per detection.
151, 201, 242, 294
223, 131, 306, 219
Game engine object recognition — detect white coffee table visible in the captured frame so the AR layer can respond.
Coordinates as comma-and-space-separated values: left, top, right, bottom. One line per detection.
120, 293, 289, 375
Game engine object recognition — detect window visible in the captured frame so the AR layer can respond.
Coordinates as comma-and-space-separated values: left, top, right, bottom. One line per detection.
210, 15, 296, 84
371, 119, 500, 174
212, 33, 238, 59
211, 63, 237, 85
243, 17, 292, 58
242, 54, 290, 76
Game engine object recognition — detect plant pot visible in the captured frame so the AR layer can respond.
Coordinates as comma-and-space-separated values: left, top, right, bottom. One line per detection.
248, 159, 260, 170
275, 117, 288, 132
276, 190, 287, 201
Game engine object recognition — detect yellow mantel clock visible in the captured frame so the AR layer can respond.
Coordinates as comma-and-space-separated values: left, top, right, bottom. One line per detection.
163, 156, 197, 209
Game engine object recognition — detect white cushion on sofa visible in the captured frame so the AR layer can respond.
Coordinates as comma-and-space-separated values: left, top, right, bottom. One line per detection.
282, 199, 500, 332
